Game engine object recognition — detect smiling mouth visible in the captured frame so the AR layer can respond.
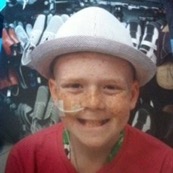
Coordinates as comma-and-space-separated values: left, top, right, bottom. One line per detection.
77, 118, 110, 127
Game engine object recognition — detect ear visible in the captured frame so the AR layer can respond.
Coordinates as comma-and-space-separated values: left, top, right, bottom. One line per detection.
129, 81, 140, 110
48, 78, 58, 103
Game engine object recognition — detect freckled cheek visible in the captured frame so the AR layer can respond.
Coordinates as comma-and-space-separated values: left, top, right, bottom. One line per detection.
61, 116, 75, 126
55, 91, 82, 111
105, 96, 131, 118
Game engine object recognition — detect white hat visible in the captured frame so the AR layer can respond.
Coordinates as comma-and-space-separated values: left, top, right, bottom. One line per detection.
26, 7, 156, 86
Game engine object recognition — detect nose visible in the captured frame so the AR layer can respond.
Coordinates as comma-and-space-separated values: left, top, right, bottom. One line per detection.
81, 86, 105, 110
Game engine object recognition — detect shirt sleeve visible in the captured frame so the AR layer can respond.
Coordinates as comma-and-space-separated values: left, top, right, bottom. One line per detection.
5, 148, 23, 173
160, 149, 173, 173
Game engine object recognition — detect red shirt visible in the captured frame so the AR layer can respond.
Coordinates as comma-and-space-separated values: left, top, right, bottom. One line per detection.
5, 123, 173, 173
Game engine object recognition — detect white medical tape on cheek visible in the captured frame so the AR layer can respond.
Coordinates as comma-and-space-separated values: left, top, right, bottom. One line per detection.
55, 99, 84, 117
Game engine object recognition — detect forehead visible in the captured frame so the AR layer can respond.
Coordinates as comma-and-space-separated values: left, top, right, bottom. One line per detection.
52, 52, 135, 80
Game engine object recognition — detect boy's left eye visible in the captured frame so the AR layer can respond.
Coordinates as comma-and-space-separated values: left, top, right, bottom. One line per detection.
103, 85, 121, 94
104, 85, 116, 90
104, 85, 116, 91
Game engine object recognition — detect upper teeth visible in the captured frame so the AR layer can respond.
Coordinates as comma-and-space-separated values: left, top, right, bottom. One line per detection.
77, 118, 109, 127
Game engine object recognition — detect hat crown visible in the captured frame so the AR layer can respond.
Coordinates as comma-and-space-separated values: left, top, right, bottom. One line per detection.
55, 7, 133, 47
28, 7, 156, 87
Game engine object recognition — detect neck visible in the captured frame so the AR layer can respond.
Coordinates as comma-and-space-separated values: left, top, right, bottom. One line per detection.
69, 133, 121, 173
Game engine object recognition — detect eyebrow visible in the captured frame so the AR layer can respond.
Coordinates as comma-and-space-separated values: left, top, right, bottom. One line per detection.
56, 77, 127, 87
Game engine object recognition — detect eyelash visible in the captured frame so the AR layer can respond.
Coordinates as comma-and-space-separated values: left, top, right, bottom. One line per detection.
70, 83, 82, 88
104, 85, 116, 90
61, 83, 121, 94
63, 84, 116, 88
62, 83, 83, 89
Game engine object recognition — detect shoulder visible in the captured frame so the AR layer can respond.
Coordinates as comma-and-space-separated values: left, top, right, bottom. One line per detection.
110, 125, 173, 172
11, 123, 64, 153
6, 123, 66, 172
122, 125, 173, 170
125, 125, 173, 154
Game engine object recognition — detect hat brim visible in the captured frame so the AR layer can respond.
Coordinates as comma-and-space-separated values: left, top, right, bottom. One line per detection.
29, 36, 156, 86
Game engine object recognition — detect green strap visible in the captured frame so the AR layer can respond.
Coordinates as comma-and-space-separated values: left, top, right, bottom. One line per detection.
106, 131, 124, 163
63, 129, 70, 144
63, 129, 124, 163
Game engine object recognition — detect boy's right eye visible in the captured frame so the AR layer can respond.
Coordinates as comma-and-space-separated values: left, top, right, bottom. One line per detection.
61, 83, 83, 93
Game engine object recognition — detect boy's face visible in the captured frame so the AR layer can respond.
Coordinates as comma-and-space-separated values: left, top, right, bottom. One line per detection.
49, 52, 139, 148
